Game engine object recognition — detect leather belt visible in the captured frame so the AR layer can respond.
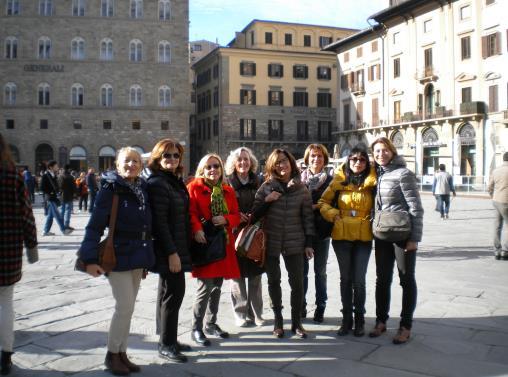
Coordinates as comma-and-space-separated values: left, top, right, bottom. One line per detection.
339, 209, 370, 218
114, 230, 152, 240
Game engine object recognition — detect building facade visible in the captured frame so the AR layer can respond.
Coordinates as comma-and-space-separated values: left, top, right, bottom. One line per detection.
191, 20, 357, 168
326, 0, 507, 186
1, 0, 189, 172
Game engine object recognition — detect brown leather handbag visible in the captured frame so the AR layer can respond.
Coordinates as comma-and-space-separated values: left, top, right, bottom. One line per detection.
234, 219, 266, 267
75, 194, 119, 273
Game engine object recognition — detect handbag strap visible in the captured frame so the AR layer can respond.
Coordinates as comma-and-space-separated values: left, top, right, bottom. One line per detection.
107, 194, 119, 240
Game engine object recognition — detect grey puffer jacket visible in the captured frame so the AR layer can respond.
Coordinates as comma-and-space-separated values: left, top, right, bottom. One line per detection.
252, 176, 315, 257
376, 155, 424, 242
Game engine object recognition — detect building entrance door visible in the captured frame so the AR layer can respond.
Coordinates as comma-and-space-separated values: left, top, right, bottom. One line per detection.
35, 143, 54, 173
423, 147, 439, 175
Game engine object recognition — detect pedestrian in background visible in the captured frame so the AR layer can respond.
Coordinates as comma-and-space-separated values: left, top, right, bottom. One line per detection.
187, 153, 241, 347
22, 167, 35, 203
319, 145, 377, 337
59, 164, 76, 231
0, 133, 38, 376
86, 167, 98, 213
251, 149, 315, 339
300, 144, 333, 323
488, 152, 508, 260
225, 147, 265, 328
79, 147, 155, 375
147, 139, 192, 363
76, 172, 89, 212
369, 137, 424, 344
40, 161, 72, 236
432, 164, 456, 219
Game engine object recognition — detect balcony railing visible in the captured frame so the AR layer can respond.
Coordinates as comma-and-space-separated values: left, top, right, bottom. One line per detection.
415, 66, 438, 81
351, 83, 365, 95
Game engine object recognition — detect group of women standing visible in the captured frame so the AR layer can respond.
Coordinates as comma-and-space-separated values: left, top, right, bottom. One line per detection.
69, 137, 422, 376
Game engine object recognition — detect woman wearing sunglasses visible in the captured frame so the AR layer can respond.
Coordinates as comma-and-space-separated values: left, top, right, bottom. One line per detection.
146, 139, 192, 363
187, 153, 240, 347
319, 145, 377, 337
251, 149, 314, 339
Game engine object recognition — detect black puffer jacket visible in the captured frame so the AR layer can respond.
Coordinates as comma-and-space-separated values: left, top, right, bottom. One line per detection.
147, 170, 192, 274
228, 171, 264, 277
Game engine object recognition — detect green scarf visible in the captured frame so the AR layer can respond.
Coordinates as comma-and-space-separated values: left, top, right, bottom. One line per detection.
209, 182, 229, 216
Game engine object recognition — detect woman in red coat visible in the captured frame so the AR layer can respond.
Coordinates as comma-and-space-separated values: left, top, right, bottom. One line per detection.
187, 153, 240, 347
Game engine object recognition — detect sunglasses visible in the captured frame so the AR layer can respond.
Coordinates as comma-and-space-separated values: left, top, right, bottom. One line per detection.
349, 157, 367, 164
162, 152, 180, 159
205, 163, 221, 170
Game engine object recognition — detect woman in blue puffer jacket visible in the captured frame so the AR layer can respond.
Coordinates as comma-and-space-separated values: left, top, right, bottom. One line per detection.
79, 147, 155, 376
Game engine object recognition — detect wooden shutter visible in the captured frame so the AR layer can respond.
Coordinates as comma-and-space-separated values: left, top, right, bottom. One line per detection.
368, 66, 372, 81
489, 85, 498, 112
240, 89, 245, 104
481, 35, 488, 58
495, 32, 501, 55
268, 64, 272, 76
252, 90, 256, 105
280, 65, 284, 77
252, 63, 256, 76
304, 66, 308, 78
293, 65, 297, 77
268, 91, 272, 105
240, 62, 244, 75
304, 92, 308, 107
372, 98, 379, 126
293, 92, 297, 106
280, 91, 284, 106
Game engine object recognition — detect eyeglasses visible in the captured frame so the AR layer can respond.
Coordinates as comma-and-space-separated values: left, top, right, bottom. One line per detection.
162, 152, 180, 159
205, 164, 220, 170
275, 158, 289, 167
349, 157, 367, 164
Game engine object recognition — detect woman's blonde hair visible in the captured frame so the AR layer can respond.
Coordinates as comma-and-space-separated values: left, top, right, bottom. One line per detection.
116, 147, 142, 171
195, 153, 225, 181
224, 147, 258, 176
370, 137, 398, 157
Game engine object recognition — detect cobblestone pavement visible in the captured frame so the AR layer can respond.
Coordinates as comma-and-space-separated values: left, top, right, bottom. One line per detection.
8, 193, 508, 377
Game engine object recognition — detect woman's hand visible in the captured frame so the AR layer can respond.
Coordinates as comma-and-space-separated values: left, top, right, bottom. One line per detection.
312, 204, 319, 210
86, 264, 105, 277
195, 230, 207, 244
212, 215, 227, 226
305, 247, 314, 260
334, 214, 341, 222
169, 253, 182, 273
240, 212, 250, 223
405, 241, 418, 252
265, 191, 282, 203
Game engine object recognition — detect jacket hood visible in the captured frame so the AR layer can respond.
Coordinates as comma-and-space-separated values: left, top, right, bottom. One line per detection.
100, 171, 146, 188
228, 171, 259, 190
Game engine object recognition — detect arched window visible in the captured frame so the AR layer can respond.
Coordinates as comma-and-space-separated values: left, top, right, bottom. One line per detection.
422, 127, 439, 143
39, 0, 52, 16
71, 83, 84, 106
35, 143, 54, 170
100, 38, 113, 60
38, 83, 50, 106
129, 39, 142, 62
4, 83, 16, 105
158, 41, 171, 63
5, 36, 17, 59
101, 0, 113, 17
130, 85, 142, 106
158, 0, 170, 20
391, 130, 404, 149
101, 84, 113, 107
6, 0, 20, 15
72, 0, 85, 16
9, 144, 20, 163
71, 37, 85, 60
130, 0, 143, 18
159, 85, 171, 107
99, 145, 116, 171
38, 36, 51, 59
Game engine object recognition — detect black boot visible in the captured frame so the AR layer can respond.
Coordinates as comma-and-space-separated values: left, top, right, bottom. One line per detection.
1, 351, 13, 376
337, 313, 353, 336
353, 313, 365, 337
273, 310, 284, 338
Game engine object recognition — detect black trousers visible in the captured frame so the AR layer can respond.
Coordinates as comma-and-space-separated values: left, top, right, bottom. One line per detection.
157, 271, 185, 346
374, 239, 417, 329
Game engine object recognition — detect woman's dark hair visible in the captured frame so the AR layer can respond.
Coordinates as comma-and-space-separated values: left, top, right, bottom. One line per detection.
264, 148, 300, 181
340, 145, 371, 186
148, 138, 185, 176
0, 133, 14, 167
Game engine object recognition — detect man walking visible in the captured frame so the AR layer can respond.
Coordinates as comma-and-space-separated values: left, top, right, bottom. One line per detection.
488, 152, 508, 260
59, 164, 76, 231
432, 164, 456, 219
86, 168, 98, 213
40, 161, 72, 236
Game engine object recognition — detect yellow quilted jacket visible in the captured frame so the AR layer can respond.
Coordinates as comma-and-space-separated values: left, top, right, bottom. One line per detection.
318, 165, 377, 241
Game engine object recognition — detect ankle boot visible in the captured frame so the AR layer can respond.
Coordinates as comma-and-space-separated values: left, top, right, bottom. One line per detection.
1, 351, 14, 376
104, 351, 130, 376
119, 352, 140, 373
273, 311, 284, 338
337, 313, 353, 336
291, 321, 308, 339
353, 313, 365, 337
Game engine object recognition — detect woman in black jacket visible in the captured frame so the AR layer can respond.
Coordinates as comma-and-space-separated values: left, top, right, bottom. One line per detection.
147, 139, 192, 363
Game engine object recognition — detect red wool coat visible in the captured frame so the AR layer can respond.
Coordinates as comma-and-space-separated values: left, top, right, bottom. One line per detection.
187, 178, 241, 279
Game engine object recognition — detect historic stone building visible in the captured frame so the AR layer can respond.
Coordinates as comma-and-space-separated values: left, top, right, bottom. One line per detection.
325, 0, 507, 187
191, 20, 357, 167
1, 0, 189, 172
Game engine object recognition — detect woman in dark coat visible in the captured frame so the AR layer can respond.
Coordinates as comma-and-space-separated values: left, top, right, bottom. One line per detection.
251, 149, 315, 339
225, 147, 264, 327
79, 147, 155, 375
146, 139, 192, 363
0, 134, 38, 375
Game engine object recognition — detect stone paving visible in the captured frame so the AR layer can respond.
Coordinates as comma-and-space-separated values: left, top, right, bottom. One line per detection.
8, 193, 508, 377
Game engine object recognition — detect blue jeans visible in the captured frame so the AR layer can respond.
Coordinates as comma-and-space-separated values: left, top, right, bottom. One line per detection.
61, 201, 73, 228
436, 195, 450, 216
332, 240, 372, 315
303, 237, 330, 310
44, 201, 65, 233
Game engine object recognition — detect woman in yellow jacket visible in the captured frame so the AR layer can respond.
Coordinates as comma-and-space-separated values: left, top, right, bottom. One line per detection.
318, 146, 377, 337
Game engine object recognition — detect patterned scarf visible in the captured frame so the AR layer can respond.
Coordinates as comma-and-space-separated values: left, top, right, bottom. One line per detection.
301, 168, 328, 192
124, 178, 145, 210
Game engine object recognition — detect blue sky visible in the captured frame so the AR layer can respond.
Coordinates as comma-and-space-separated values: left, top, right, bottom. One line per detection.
190, 0, 388, 45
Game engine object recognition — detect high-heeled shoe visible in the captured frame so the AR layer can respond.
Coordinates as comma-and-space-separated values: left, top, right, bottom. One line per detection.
291, 324, 308, 339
